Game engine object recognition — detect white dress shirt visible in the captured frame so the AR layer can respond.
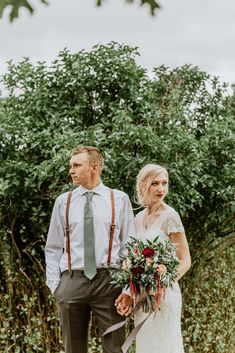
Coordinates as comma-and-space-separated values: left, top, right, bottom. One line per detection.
45, 182, 136, 293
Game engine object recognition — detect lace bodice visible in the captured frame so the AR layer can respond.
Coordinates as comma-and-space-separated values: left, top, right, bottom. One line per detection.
135, 204, 185, 243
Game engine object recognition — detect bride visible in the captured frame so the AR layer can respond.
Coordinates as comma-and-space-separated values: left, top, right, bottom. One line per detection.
117, 164, 191, 353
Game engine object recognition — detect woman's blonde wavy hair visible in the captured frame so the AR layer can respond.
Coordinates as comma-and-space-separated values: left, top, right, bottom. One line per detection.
136, 164, 168, 207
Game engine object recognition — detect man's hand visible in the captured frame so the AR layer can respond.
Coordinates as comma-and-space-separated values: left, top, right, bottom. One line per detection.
115, 293, 132, 316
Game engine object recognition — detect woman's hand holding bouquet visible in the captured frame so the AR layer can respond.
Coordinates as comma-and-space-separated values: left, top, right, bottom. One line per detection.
110, 236, 179, 314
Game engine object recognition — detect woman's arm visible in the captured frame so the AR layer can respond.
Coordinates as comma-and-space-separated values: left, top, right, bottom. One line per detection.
170, 232, 191, 281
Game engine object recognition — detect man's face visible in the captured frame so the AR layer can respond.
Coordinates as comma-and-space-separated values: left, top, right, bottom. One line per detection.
69, 152, 92, 186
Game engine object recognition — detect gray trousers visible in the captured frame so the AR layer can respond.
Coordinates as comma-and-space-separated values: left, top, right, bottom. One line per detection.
55, 269, 125, 353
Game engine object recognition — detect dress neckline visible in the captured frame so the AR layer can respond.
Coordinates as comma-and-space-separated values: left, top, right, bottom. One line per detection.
142, 206, 167, 231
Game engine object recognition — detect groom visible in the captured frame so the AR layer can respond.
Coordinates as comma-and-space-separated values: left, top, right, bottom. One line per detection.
45, 146, 135, 353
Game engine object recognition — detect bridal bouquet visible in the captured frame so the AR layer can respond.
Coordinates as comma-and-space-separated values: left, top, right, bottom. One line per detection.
110, 236, 180, 312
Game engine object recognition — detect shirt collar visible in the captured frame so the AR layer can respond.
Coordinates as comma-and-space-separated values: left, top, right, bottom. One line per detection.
77, 181, 106, 196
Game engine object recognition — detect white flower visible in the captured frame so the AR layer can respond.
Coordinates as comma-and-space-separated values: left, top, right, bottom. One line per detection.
153, 255, 159, 263
121, 258, 132, 270
146, 257, 153, 267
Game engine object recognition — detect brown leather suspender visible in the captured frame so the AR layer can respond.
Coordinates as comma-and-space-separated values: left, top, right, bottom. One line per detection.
65, 189, 115, 272
65, 191, 73, 272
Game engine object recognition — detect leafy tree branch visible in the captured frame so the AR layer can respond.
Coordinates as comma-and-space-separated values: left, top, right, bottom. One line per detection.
0, 0, 161, 22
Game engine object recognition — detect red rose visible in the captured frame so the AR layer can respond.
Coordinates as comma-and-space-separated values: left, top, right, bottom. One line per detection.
142, 248, 155, 258
132, 267, 145, 276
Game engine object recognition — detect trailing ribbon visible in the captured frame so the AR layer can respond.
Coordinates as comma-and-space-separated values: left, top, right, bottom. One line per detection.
155, 274, 164, 310
102, 292, 154, 353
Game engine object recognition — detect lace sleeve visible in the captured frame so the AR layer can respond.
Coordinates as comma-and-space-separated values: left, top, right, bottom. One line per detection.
134, 210, 144, 239
165, 210, 185, 235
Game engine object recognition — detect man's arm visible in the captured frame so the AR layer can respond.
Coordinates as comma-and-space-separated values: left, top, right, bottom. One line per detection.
45, 196, 65, 294
115, 193, 136, 315
119, 193, 136, 256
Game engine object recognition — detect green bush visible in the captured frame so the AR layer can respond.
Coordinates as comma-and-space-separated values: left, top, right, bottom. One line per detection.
0, 42, 234, 352
182, 235, 235, 352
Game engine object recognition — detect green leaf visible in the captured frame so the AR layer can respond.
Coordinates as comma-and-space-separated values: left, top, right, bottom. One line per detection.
141, 0, 160, 15
0, 0, 9, 18
0, 0, 48, 22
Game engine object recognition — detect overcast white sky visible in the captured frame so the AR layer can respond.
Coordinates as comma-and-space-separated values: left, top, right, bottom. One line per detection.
0, 0, 235, 88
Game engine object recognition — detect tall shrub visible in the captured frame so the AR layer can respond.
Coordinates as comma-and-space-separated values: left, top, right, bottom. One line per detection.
0, 42, 234, 352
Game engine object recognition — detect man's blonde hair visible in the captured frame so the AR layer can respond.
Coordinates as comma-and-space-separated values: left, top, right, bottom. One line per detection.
136, 164, 168, 207
72, 146, 104, 170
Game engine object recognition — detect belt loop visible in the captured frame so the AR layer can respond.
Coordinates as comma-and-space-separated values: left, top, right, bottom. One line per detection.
70, 269, 73, 278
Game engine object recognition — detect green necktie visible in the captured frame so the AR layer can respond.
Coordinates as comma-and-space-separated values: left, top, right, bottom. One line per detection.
84, 192, 97, 280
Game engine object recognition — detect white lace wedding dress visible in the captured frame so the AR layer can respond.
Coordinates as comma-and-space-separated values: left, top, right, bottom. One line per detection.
134, 205, 185, 353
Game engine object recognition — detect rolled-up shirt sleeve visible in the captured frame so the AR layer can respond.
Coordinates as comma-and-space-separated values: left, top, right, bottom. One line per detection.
119, 194, 135, 296
45, 196, 65, 294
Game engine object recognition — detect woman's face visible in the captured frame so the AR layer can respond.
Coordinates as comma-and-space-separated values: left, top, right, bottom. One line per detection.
147, 172, 168, 206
